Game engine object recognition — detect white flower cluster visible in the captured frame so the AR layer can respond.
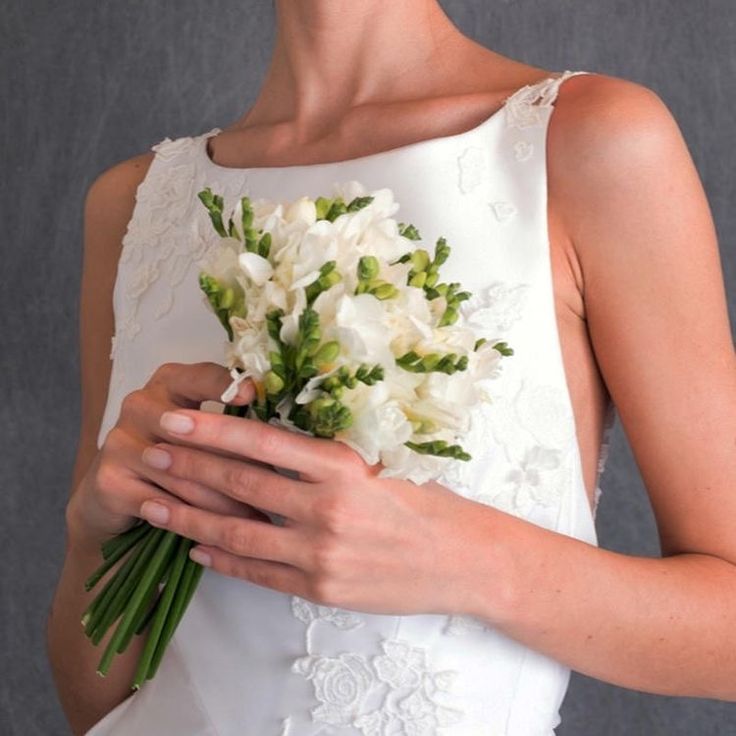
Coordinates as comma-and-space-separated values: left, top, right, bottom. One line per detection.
198, 180, 511, 484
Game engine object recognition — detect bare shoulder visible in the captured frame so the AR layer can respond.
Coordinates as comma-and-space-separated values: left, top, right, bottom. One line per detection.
546, 71, 736, 561
546, 71, 693, 241
84, 150, 156, 241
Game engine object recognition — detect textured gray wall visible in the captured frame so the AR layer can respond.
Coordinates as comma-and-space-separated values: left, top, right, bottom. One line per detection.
2, 1, 735, 734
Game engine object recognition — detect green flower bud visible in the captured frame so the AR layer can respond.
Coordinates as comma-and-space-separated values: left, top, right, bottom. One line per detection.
421, 353, 441, 371
257, 231, 271, 258
408, 271, 426, 288
346, 195, 374, 212
314, 341, 340, 364
433, 237, 450, 265
438, 306, 458, 326
398, 222, 421, 240
492, 341, 514, 356
264, 371, 284, 394
372, 282, 398, 300
424, 271, 439, 288
410, 249, 430, 272
219, 287, 234, 309
315, 196, 333, 220
358, 255, 380, 280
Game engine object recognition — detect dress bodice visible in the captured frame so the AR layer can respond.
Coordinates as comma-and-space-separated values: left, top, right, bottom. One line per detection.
86, 69, 616, 736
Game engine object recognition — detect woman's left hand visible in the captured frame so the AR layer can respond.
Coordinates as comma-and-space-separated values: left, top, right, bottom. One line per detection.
136, 404, 502, 617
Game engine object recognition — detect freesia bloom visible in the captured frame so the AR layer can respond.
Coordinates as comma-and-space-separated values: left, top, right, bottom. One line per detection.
197, 180, 513, 483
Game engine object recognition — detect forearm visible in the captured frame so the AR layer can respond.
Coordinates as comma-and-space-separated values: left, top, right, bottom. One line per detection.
46, 524, 143, 735
461, 503, 736, 701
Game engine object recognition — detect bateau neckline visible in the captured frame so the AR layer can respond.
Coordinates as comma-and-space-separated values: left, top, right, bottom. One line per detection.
198, 70, 581, 174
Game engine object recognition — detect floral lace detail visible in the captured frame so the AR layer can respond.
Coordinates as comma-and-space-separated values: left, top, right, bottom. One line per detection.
456, 145, 486, 194
503, 70, 588, 130
489, 200, 517, 223
512, 140, 534, 162
288, 596, 464, 734
591, 399, 617, 520
113, 131, 248, 345
292, 635, 464, 734
462, 281, 531, 335
436, 270, 576, 522
443, 613, 490, 637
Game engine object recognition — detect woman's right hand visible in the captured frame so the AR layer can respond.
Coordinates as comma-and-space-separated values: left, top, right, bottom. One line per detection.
65, 361, 268, 550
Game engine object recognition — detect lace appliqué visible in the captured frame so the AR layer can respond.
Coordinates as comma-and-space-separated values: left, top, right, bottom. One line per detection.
591, 399, 617, 520
512, 140, 534, 162
489, 200, 517, 223
456, 145, 486, 194
503, 69, 584, 131
288, 597, 464, 734
436, 277, 576, 521
113, 131, 248, 347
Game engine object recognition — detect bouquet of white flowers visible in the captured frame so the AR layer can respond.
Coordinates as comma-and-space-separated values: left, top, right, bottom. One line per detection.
81, 180, 513, 691
201, 180, 512, 482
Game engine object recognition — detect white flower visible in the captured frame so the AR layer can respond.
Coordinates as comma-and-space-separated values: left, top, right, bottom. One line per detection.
238, 251, 273, 286
283, 195, 317, 226
199, 180, 511, 486
337, 385, 414, 465
334, 293, 394, 365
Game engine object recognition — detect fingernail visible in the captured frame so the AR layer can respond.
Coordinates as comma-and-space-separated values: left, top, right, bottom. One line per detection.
140, 501, 169, 524
190, 548, 211, 567
160, 411, 195, 434
142, 447, 172, 470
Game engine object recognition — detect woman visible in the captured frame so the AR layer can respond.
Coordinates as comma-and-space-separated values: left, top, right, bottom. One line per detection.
47, 0, 736, 734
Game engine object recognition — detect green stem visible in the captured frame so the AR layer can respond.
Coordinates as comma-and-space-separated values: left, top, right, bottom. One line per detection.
97, 530, 178, 677
144, 555, 204, 684
83, 528, 158, 637
100, 521, 150, 561
133, 558, 174, 637
131, 536, 192, 689
85, 522, 151, 591
116, 557, 170, 654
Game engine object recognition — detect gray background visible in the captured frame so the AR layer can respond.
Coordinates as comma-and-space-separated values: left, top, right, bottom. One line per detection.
2, 1, 735, 734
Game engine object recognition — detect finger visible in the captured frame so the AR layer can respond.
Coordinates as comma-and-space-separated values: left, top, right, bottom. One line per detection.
116, 427, 270, 521
156, 409, 363, 482
188, 545, 309, 598
139, 497, 306, 567
146, 442, 312, 521
146, 361, 256, 407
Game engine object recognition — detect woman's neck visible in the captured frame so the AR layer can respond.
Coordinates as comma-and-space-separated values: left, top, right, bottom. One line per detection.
247, 0, 470, 138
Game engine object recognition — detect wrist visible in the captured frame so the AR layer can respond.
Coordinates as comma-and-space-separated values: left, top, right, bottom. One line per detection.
64, 498, 110, 558
448, 498, 522, 626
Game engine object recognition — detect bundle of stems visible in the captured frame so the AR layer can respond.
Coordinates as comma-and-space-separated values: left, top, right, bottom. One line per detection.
81, 522, 202, 690
81, 402, 246, 690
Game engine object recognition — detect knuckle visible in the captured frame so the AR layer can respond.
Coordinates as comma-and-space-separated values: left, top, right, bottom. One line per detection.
313, 495, 350, 536
223, 464, 254, 501
102, 426, 126, 452
94, 461, 120, 496
332, 443, 367, 478
253, 428, 282, 457
119, 388, 148, 417
223, 519, 251, 555
307, 573, 338, 607
309, 536, 340, 577
151, 361, 180, 382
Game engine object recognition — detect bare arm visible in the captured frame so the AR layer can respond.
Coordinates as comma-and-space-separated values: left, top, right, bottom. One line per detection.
462, 74, 736, 700
46, 151, 155, 735
46, 143, 270, 733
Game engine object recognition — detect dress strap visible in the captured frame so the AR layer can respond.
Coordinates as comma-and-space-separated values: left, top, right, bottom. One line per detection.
503, 70, 592, 129
541, 69, 592, 105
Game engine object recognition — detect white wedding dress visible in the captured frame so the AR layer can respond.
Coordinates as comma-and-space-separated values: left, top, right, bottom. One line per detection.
85, 69, 616, 735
